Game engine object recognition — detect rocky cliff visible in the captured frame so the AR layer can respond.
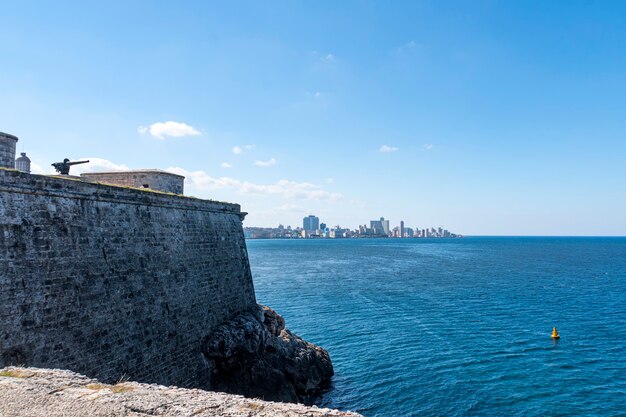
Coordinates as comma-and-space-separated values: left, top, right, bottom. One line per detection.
204, 304, 334, 403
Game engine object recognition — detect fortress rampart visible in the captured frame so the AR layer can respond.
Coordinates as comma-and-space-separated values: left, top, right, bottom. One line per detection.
81, 170, 185, 194
0, 168, 256, 388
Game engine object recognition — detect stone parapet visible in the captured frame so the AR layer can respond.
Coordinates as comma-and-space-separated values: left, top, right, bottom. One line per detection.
81, 170, 185, 195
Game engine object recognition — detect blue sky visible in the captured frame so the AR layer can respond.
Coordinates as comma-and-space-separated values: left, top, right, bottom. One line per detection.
2, 1, 626, 235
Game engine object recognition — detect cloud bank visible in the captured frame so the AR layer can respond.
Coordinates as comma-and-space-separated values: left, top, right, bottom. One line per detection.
29, 156, 341, 202
166, 167, 342, 201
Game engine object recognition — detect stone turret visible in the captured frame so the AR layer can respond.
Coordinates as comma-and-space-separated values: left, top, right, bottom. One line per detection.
0, 132, 18, 169
15, 153, 31, 173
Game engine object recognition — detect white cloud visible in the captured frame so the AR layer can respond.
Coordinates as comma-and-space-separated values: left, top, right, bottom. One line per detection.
254, 158, 277, 167
166, 167, 342, 201
231, 145, 254, 155
314, 92, 321, 98
221, 162, 233, 168
322, 54, 335, 61
233, 144, 254, 154
138, 121, 201, 140
379, 145, 399, 153
423, 143, 434, 150
325, 177, 335, 184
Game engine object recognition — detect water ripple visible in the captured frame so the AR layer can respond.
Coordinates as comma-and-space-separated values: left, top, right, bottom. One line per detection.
248, 237, 626, 416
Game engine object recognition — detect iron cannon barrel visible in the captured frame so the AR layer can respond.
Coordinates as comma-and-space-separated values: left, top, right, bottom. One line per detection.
51, 159, 90, 175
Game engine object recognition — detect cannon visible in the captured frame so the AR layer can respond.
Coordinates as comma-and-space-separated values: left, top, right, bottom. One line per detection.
51, 158, 90, 175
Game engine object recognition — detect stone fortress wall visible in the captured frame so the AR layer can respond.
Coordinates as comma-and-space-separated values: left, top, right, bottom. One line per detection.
0, 131, 335, 405
81, 170, 185, 194
0, 168, 256, 388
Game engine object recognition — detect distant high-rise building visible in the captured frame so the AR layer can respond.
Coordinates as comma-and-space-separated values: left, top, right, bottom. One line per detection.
303, 215, 320, 231
320, 223, 327, 231
370, 217, 390, 236
400, 220, 405, 239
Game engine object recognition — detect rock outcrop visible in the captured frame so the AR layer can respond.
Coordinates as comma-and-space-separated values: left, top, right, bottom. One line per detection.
203, 304, 334, 404
0, 367, 362, 417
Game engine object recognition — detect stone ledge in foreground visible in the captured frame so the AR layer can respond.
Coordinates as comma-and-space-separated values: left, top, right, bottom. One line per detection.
0, 367, 362, 417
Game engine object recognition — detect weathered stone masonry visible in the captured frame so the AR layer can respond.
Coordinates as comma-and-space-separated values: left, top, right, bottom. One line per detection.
81, 170, 185, 194
0, 168, 256, 388
0, 132, 18, 169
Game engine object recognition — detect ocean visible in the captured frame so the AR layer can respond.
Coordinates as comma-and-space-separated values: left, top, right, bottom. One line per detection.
247, 237, 626, 417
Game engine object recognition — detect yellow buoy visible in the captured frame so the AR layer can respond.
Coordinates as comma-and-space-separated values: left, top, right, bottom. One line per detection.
551, 326, 560, 339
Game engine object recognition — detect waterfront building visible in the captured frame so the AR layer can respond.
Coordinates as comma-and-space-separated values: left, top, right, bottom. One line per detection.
400, 220, 405, 239
370, 217, 390, 236
303, 215, 320, 231
329, 228, 344, 238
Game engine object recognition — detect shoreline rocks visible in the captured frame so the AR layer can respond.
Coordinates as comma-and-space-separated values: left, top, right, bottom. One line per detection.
203, 304, 334, 404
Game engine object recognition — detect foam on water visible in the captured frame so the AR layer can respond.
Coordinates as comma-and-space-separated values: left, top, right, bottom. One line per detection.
248, 237, 626, 416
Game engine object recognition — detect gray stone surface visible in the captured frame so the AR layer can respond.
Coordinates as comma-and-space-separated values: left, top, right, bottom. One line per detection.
81, 170, 185, 194
204, 305, 334, 403
0, 367, 363, 417
0, 132, 18, 169
0, 168, 255, 389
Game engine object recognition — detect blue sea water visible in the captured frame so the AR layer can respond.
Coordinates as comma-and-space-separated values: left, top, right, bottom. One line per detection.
247, 237, 626, 417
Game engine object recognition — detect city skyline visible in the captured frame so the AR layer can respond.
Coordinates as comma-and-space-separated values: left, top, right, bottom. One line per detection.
244, 214, 460, 239
2, 2, 626, 235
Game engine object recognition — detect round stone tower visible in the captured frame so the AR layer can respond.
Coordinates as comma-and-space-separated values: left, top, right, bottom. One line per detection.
0, 131, 19, 169
15, 152, 31, 173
